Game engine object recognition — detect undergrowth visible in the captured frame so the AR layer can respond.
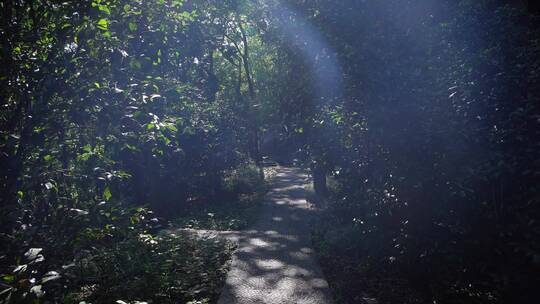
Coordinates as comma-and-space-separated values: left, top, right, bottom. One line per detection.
175, 165, 278, 231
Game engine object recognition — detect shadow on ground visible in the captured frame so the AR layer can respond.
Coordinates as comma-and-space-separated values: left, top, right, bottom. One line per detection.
216, 167, 333, 304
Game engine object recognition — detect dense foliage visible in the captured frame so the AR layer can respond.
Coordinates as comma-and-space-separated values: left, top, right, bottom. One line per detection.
1, 0, 538, 303
262, 0, 539, 303
0, 0, 266, 302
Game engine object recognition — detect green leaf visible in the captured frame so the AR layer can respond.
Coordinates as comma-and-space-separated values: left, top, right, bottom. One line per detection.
83, 144, 92, 153
78, 153, 92, 161
103, 186, 112, 201
97, 19, 109, 31
160, 133, 172, 145
43, 154, 53, 162
17, 191, 24, 199
130, 59, 142, 69
165, 123, 178, 133
2, 274, 15, 283
147, 123, 156, 130
128, 22, 137, 32
123, 144, 140, 152
98, 4, 111, 15
172, 0, 184, 8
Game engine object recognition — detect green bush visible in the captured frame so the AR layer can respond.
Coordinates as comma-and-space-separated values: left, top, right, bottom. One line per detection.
71, 233, 234, 304
223, 162, 264, 195
0, 207, 234, 304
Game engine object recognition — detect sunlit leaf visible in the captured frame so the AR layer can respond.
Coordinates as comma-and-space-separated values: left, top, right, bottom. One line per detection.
98, 5, 111, 15
103, 186, 112, 201
24, 248, 43, 261
97, 18, 109, 31
13, 264, 27, 274
70, 208, 89, 216
30, 285, 44, 298
41, 271, 61, 283
83, 144, 92, 153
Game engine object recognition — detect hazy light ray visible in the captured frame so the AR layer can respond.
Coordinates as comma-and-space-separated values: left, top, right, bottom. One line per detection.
270, 1, 343, 102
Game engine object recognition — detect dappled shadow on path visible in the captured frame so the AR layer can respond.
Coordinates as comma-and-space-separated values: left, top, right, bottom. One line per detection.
217, 167, 333, 304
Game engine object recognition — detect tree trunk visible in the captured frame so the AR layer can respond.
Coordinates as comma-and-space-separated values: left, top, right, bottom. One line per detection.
238, 17, 263, 176
313, 165, 328, 197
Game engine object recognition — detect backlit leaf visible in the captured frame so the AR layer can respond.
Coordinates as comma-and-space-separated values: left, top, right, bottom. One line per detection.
104, 186, 112, 201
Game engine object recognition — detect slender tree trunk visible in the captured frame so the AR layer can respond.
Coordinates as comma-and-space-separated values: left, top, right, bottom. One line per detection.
237, 17, 263, 178
239, 21, 255, 102
236, 64, 242, 101
205, 49, 219, 103
312, 163, 328, 197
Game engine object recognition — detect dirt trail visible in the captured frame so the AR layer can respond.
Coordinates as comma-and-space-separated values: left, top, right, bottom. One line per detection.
217, 167, 333, 304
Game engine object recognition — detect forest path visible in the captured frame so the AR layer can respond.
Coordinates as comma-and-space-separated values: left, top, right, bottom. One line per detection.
217, 166, 333, 304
